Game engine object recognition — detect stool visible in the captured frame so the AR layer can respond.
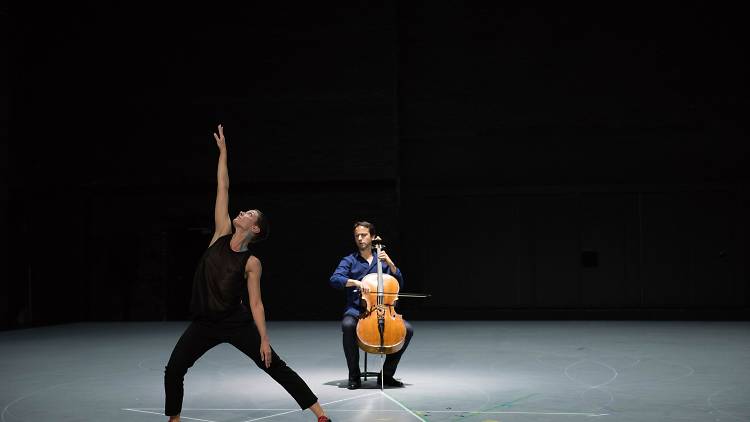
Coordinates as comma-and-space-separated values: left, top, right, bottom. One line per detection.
361, 351, 382, 381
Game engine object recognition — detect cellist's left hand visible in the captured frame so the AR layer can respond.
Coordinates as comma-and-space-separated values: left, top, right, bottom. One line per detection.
378, 250, 394, 267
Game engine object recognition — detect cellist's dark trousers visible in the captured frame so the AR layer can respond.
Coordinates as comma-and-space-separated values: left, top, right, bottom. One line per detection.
341, 315, 413, 380
164, 320, 318, 416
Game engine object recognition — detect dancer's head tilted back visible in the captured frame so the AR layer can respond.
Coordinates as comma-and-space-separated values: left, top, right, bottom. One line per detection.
233, 209, 270, 244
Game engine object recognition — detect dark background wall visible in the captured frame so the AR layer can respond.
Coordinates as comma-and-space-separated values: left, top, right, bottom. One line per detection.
1, 5, 8, 329
5, 2, 748, 329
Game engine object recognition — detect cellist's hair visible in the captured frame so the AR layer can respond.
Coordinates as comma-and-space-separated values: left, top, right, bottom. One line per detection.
353, 221, 376, 236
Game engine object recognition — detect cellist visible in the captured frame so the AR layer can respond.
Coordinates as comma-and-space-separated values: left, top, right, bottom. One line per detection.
329, 221, 414, 390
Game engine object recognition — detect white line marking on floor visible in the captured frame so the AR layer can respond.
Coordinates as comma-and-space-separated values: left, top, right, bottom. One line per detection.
122, 408, 217, 422
240, 391, 379, 421
381, 391, 427, 422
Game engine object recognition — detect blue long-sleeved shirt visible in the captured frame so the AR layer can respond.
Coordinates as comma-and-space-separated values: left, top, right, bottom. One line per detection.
329, 251, 404, 318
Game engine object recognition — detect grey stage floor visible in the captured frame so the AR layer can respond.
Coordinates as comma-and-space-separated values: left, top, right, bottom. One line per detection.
1, 321, 749, 422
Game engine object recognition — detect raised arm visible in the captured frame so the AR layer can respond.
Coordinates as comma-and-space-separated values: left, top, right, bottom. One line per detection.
210, 124, 232, 246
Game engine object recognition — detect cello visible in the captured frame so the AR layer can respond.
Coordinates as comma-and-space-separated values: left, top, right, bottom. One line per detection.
355, 236, 407, 354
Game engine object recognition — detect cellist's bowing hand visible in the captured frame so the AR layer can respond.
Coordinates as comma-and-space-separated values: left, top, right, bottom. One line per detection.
260, 338, 272, 368
357, 280, 371, 294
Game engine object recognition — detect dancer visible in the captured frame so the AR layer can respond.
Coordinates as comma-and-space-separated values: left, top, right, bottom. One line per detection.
164, 124, 331, 422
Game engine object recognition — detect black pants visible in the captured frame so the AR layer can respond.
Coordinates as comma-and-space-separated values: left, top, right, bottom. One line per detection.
342, 315, 413, 380
164, 320, 318, 417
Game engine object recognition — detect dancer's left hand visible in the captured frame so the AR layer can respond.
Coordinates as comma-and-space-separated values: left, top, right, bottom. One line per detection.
260, 339, 272, 368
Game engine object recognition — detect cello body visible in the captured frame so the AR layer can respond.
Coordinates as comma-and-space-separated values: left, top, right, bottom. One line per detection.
356, 273, 406, 354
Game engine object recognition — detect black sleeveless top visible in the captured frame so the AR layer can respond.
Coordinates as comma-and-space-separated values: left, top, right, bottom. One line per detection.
190, 234, 254, 322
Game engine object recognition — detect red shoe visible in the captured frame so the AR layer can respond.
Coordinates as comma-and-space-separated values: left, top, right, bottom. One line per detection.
318, 416, 331, 422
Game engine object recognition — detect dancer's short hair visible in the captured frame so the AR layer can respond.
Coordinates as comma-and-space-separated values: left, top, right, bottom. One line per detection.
252, 211, 270, 243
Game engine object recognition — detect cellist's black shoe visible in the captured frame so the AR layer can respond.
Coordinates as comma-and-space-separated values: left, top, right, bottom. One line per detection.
376, 375, 404, 387
347, 378, 361, 390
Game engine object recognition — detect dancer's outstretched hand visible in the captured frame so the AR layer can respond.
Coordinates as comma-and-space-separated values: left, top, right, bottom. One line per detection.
213, 124, 226, 150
